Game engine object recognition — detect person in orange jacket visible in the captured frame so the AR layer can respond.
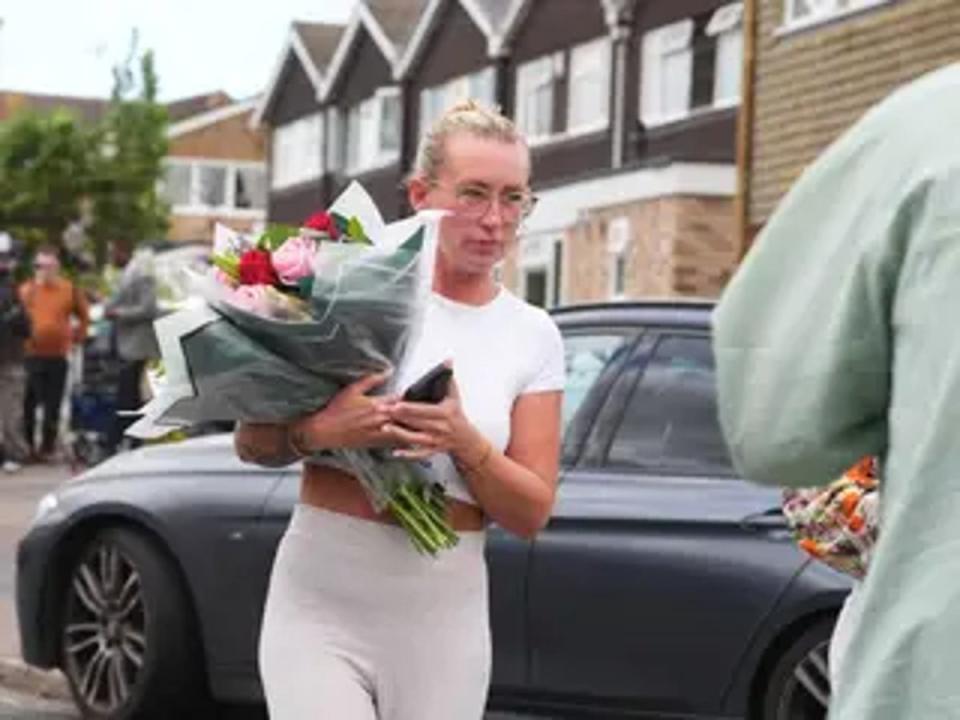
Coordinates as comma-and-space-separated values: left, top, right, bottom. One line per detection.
18, 245, 89, 461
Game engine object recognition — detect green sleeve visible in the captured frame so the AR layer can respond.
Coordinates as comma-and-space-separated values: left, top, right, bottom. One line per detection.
713, 124, 909, 488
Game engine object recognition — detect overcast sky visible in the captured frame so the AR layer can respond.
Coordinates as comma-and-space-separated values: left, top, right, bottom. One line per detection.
0, 0, 356, 101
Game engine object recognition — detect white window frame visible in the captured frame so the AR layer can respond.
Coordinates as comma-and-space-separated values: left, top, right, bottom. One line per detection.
607, 217, 630, 300
640, 19, 695, 128
519, 233, 564, 308
271, 113, 323, 191
707, 3, 744, 109
163, 158, 268, 219
515, 54, 559, 143
345, 86, 402, 175
419, 67, 497, 137
781, 0, 893, 33
567, 37, 612, 136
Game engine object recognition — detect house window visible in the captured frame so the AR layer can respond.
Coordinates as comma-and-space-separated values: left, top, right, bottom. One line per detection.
419, 67, 496, 134
163, 164, 192, 206
567, 38, 611, 134
234, 167, 267, 210
607, 217, 630, 300
326, 106, 343, 172
162, 160, 267, 215
346, 87, 402, 174
640, 5, 743, 127
515, 55, 559, 141
520, 234, 564, 308
641, 19, 694, 126
271, 113, 323, 190
784, 0, 890, 29
708, 3, 744, 106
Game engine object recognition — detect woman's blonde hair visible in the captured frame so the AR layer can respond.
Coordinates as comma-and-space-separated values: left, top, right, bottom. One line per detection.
412, 99, 526, 182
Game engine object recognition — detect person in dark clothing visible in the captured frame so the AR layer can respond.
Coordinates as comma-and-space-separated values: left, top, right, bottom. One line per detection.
0, 239, 31, 472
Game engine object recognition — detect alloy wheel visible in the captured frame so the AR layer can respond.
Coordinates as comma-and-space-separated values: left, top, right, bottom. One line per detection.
776, 639, 831, 719
62, 541, 147, 715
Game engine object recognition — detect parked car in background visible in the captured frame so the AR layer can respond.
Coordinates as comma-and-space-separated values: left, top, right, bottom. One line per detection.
16, 301, 850, 719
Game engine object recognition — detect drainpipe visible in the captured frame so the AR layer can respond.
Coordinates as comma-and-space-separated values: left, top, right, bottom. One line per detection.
609, 24, 630, 170
734, 0, 758, 262
604, 0, 634, 170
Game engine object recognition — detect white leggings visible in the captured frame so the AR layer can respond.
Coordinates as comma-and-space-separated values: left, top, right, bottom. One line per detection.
258, 504, 491, 720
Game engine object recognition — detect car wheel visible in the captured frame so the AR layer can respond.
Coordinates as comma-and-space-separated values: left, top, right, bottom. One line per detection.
60, 527, 209, 719
761, 617, 834, 720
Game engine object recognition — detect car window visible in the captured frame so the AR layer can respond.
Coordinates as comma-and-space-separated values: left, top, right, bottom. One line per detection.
562, 333, 635, 430
605, 334, 733, 476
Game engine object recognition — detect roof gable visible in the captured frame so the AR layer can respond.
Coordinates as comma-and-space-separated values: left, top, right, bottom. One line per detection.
252, 22, 343, 127
319, 3, 403, 103
394, 0, 515, 80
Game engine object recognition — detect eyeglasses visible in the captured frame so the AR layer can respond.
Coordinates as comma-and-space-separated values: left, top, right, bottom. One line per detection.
436, 183, 538, 224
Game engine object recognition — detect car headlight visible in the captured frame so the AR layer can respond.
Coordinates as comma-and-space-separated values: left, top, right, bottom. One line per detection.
32, 493, 61, 526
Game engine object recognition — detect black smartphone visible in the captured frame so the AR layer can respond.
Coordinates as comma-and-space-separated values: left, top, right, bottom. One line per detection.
402, 363, 453, 404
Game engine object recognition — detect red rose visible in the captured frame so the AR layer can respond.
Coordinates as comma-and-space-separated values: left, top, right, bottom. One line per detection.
304, 211, 338, 238
238, 249, 278, 286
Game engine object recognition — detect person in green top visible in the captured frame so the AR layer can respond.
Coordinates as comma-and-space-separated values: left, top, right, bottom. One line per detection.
713, 62, 960, 719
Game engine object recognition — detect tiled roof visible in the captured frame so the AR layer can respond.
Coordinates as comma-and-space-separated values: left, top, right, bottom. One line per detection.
365, 0, 431, 54
166, 91, 233, 122
293, 22, 347, 73
0, 91, 110, 124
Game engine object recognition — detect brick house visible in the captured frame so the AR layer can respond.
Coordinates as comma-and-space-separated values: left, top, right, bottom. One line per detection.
739, 0, 960, 246
253, 22, 346, 224
494, 0, 743, 305
162, 98, 268, 242
0, 89, 263, 243
254, 0, 744, 306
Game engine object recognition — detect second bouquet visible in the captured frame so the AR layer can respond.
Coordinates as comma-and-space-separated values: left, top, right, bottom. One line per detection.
130, 182, 456, 555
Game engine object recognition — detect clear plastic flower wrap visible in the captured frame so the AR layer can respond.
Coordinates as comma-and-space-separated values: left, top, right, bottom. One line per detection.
128, 183, 458, 555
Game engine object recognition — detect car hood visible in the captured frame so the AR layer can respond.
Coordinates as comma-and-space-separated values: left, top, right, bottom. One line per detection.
69, 433, 271, 484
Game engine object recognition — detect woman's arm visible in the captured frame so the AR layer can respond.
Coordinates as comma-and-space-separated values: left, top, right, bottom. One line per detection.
386, 385, 562, 538
456, 391, 561, 538
234, 371, 396, 467
234, 422, 298, 467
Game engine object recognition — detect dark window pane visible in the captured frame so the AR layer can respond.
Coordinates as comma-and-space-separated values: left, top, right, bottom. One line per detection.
690, 15, 716, 111
525, 268, 547, 308
607, 335, 732, 476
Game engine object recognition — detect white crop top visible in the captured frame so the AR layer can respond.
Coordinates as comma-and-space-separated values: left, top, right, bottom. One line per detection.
393, 286, 566, 505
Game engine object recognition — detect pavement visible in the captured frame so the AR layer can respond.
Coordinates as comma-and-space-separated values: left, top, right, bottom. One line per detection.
0, 462, 73, 706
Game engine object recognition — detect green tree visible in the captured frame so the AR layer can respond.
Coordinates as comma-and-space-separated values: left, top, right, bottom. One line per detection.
89, 34, 170, 266
0, 110, 96, 254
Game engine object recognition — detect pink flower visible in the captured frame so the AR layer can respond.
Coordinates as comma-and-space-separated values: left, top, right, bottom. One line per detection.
227, 284, 272, 315
213, 268, 237, 288
271, 235, 318, 285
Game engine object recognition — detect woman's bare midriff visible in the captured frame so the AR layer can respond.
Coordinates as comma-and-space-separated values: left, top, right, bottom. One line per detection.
300, 463, 487, 532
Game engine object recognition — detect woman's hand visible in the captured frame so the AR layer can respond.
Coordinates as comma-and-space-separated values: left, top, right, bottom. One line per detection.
384, 378, 486, 463
291, 370, 398, 452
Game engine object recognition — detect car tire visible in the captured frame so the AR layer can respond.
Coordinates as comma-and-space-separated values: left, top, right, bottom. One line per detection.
59, 527, 210, 719
760, 616, 835, 720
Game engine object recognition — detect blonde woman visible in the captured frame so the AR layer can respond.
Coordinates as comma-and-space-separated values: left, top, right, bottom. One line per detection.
235, 101, 565, 719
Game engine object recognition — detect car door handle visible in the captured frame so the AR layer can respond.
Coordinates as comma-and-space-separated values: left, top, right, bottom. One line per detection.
740, 507, 788, 531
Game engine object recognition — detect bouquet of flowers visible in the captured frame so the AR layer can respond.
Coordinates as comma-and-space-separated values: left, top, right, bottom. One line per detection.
782, 456, 879, 579
129, 183, 458, 555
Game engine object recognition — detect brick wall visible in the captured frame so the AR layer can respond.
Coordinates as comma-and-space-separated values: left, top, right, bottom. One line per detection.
168, 111, 265, 162
503, 194, 735, 304
750, 0, 960, 225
